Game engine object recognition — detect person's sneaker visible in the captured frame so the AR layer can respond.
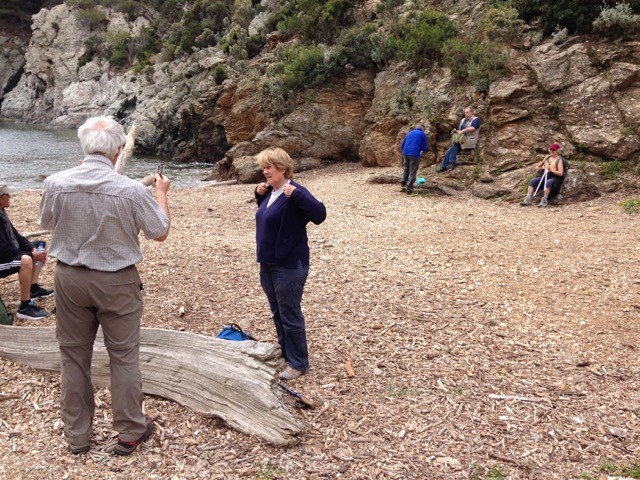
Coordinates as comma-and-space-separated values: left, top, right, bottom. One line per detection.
16, 301, 49, 321
538, 197, 548, 208
279, 366, 304, 381
520, 194, 532, 206
449, 164, 457, 170
436, 167, 447, 173
114, 416, 154, 456
30, 284, 54, 299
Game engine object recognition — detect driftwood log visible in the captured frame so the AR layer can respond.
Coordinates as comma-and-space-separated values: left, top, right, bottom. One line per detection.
0, 325, 303, 446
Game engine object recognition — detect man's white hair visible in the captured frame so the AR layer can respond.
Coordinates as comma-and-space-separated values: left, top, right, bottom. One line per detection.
78, 116, 126, 158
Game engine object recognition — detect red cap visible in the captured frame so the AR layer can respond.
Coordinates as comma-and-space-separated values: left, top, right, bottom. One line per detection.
549, 143, 560, 151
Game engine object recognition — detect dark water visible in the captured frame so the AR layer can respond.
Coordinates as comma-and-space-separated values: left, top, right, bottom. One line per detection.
0, 120, 216, 190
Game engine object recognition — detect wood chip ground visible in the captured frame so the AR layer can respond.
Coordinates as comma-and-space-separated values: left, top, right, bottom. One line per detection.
1, 164, 638, 479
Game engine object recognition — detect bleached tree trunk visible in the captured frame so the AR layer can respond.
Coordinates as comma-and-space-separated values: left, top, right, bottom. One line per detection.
0, 325, 303, 446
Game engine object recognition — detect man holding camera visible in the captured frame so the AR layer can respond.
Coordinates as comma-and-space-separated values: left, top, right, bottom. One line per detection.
40, 116, 170, 456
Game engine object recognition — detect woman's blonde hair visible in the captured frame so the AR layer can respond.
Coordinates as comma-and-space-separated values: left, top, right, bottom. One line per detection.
256, 147, 294, 179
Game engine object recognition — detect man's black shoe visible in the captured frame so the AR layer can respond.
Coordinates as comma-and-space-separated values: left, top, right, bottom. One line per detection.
436, 167, 447, 173
449, 164, 457, 170
16, 301, 49, 321
30, 284, 54, 299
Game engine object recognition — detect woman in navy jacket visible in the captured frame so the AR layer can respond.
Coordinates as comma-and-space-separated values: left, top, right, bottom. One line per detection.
254, 147, 326, 380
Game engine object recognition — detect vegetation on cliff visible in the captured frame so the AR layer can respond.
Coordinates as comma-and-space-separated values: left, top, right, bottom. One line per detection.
6, 1, 638, 96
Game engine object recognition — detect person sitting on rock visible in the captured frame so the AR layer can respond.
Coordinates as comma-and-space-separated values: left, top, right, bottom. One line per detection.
520, 143, 567, 208
0, 184, 53, 321
436, 106, 480, 173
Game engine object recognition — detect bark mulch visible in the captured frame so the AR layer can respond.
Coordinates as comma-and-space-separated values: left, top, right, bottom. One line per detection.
1, 163, 638, 479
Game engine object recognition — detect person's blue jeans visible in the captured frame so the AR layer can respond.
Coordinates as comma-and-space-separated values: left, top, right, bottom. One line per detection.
260, 262, 309, 372
401, 155, 420, 192
440, 143, 461, 169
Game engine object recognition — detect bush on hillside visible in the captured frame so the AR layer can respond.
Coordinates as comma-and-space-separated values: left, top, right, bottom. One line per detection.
77, 34, 104, 68
75, 7, 108, 30
593, 3, 640, 33
270, 0, 364, 44
335, 24, 395, 70
443, 37, 507, 92
397, 10, 457, 69
166, 0, 231, 53
281, 44, 338, 91
512, 0, 640, 35
375, 0, 404, 36
480, 4, 524, 44
104, 28, 132, 68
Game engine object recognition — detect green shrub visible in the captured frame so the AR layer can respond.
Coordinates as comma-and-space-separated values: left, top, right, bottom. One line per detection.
66, 0, 97, 8
75, 7, 108, 30
281, 44, 337, 91
619, 198, 640, 214
166, 0, 232, 53
480, 4, 524, 44
335, 24, 393, 70
104, 29, 132, 68
600, 160, 624, 179
388, 87, 414, 115
443, 37, 508, 90
397, 10, 457, 69
552, 26, 569, 44
246, 34, 265, 58
115, 0, 143, 21
375, 0, 404, 36
272, 0, 365, 44
77, 34, 104, 68
213, 64, 228, 85
512, 0, 640, 35
593, 3, 640, 33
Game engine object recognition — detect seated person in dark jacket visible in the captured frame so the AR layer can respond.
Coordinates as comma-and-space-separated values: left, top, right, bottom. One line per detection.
0, 184, 53, 320
254, 148, 327, 381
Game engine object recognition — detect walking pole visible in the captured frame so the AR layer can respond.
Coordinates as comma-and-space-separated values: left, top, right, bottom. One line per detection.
533, 167, 548, 199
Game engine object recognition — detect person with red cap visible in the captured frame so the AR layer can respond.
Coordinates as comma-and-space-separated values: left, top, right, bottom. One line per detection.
520, 143, 567, 207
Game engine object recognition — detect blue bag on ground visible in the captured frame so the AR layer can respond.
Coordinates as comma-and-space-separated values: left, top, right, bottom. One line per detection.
216, 323, 255, 341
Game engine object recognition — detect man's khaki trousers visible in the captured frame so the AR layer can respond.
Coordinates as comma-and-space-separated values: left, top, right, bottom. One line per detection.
54, 262, 147, 449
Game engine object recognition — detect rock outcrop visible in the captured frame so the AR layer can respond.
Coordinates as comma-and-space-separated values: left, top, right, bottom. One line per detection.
0, 35, 26, 106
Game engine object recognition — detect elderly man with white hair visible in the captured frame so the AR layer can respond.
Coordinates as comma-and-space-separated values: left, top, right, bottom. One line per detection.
40, 116, 171, 456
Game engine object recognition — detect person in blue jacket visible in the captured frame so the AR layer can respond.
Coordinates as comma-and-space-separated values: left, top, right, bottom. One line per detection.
400, 124, 428, 194
254, 147, 327, 381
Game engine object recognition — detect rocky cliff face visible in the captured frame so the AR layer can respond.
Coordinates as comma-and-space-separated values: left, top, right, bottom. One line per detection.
2, 4, 639, 201
0, 35, 26, 106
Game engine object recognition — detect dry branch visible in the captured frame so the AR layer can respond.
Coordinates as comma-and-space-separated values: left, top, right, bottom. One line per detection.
0, 325, 302, 446
114, 124, 138, 175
